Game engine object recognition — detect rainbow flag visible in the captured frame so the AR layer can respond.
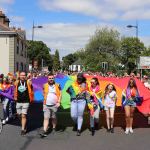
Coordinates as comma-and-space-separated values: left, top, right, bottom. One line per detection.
32, 74, 150, 115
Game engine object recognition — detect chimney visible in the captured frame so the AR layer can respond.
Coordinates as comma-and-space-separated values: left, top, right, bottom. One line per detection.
0, 11, 5, 24
17, 27, 21, 31
4, 17, 10, 27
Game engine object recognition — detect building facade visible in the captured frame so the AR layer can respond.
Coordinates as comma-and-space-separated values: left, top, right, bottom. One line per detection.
0, 11, 29, 75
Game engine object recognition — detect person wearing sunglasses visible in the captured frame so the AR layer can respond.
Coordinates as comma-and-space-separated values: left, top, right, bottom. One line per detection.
40, 73, 61, 137
66, 73, 88, 136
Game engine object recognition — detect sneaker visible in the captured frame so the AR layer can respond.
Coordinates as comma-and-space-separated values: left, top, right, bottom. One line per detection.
76, 130, 81, 136
21, 130, 26, 136
107, 128, 111, 133
2, 120, 6, 125
125, 128, 129, 134
40, 130, 48, 137
5, 117, 9, 122
129, 128, 133, 133
110, 128, 114, 133
91, 127, 95, 136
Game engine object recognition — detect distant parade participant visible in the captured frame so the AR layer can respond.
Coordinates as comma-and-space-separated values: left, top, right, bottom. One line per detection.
122, 78, 141, 134
87, 77, 103, 136
0, 76, 11, 124
67, 73, 88, 136
14, 72, 33, 136
40, 74, 61, 137
104, 83, 117, 133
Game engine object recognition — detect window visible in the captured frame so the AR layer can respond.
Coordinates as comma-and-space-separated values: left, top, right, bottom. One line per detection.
21, 41, 24, 56
16, 62, 19, 71
17, 39, 19, 54
20, 62, 23, 71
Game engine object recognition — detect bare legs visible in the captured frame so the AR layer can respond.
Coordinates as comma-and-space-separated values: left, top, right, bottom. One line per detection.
124, 106, 135, 134
105, 108, 115, 132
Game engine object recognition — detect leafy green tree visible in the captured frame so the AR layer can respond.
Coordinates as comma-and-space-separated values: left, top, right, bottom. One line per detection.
62, 54, 77, 71
120, 37, 145, 73
83, 27, 121, 71
142, 47, 150, 56
27, 40, 53, 70
53, 49, 61, 71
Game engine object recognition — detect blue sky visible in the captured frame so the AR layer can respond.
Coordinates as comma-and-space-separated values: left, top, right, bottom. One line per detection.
1, 0, 150, 58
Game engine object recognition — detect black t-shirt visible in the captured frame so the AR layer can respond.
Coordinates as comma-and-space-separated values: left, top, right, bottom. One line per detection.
17, 80, 30, 103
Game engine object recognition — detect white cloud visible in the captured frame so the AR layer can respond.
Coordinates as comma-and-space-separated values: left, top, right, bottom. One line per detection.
10, 16, 24, 23
9, 16, 25, 29
26, 22, 150, 58
27, 23, 98, 58
38, 0, 150, 20
26, 22, 121, 58
0, 0, 14, 4
0, 0, 14, 13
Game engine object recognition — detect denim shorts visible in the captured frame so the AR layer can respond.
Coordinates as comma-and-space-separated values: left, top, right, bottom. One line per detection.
125, 100, 136, 107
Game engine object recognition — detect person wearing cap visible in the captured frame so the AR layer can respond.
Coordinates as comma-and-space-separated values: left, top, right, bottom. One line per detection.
40, 73, 61, 137
67, 73, 88, 136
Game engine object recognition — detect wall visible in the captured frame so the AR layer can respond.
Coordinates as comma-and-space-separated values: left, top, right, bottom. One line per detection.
0, 35, 10, 75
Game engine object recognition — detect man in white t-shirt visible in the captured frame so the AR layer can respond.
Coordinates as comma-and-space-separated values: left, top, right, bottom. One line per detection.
40, 74, 61, 137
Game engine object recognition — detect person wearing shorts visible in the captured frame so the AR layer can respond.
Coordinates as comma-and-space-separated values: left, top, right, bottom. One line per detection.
40, 74, 61, 137
14, 72, 33, 136
104, 83, 117, 133
122, 78, 140, 134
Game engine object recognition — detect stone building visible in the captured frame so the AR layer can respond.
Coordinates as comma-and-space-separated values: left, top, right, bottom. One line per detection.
0, 11, 28, 75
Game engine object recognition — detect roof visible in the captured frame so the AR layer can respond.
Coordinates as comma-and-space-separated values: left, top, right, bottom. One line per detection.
71, 58, 84, 65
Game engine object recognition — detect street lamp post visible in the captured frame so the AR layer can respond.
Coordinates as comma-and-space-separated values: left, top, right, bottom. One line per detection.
127, 21, 142, 79
31, 21, 43, 72
127, 21, 138, 39
32, 21, 43, 41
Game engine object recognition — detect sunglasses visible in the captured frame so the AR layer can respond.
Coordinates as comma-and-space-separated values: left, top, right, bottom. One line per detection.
48, 78, 54, 80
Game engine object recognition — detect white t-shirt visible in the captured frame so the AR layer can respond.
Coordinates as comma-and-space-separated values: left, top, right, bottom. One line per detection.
46, 85, 58, 105
104, 90, 116, 108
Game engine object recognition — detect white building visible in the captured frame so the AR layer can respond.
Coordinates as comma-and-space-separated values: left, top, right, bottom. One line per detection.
0, 11, 28, 75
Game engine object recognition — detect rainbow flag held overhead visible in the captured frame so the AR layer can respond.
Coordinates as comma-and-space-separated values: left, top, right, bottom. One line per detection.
32, 74, 150, 115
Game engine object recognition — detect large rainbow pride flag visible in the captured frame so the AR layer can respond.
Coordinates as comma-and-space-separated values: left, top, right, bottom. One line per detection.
32, 74, 150, 115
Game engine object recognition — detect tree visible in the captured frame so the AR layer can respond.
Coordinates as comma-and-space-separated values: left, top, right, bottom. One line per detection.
53, 49, 61, 71
27, 40, 53, 71
62, 54, 77, 71
83, 27, 121, 71
120, 37, 146, 74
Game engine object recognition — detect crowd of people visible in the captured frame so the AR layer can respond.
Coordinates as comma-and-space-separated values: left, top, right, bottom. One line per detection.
0, 70, 149, 137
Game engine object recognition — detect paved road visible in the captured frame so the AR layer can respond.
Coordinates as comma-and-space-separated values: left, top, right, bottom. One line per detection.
0, 103, 150, 150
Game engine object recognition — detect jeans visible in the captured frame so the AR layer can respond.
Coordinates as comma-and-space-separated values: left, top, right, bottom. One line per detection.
71, 99, 86, 130
90, 106, 100, 128
2, 98, 10, 120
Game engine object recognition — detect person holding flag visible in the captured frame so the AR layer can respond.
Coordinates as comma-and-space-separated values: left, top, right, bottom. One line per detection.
87, 77, 103, 136
40, 73, 61, 137
67, 73, 89, 136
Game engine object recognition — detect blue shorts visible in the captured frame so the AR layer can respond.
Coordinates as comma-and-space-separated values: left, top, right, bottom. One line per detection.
124, 100, 136, 107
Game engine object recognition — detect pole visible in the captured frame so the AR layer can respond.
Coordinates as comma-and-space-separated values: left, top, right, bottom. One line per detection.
136, 20, 138, 40
32, 21, 34, 41
141, 69, 142, 81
